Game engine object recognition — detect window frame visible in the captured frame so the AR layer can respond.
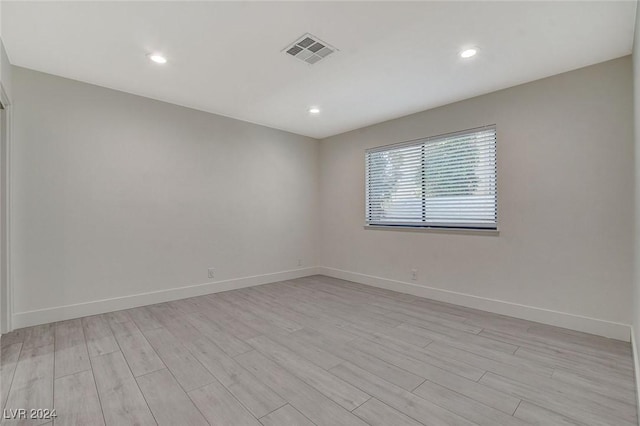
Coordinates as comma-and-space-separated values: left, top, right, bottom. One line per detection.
365, 125, 498, 231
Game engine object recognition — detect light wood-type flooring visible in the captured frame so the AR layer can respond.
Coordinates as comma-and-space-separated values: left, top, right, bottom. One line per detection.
0, 275, 636, 425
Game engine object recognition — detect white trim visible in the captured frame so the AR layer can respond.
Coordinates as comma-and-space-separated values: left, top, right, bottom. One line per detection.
0, 83, 11, 334
631, 327, 640, 419
364, 225, 499, 236
12, 267, 320, 329
319, 267, 631, 341
632, 329, 640, 418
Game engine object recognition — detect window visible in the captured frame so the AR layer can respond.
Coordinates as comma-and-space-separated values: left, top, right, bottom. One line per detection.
365, 125, 497, 230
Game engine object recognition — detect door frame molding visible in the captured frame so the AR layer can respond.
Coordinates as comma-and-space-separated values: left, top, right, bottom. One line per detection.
1, 82, 13, 334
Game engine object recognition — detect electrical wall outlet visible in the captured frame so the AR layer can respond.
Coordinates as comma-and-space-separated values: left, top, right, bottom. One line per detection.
411, 269, 418, 281
208, 268, 215, 279
297, 259, 302, 267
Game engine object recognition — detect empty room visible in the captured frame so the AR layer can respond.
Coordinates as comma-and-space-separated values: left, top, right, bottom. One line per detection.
1, 0, 639, 425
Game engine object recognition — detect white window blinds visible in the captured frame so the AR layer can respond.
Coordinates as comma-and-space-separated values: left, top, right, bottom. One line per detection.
366, 125, 497, 229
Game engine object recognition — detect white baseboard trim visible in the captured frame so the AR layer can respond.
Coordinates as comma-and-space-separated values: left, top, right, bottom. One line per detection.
631, 327, 640, 419
12, 267, 320, 329
319, 267, 631, 341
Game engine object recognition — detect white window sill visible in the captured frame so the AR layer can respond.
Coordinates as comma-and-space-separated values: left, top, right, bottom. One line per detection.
363, 225, 499, 236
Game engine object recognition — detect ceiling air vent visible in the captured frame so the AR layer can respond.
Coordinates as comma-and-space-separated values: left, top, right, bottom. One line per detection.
283, 33, 336, 65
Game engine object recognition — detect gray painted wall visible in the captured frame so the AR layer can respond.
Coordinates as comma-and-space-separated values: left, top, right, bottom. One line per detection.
10, 67, 319, 318
7, 53, 635, 338
320, 57, 634, 331
0, 0, 11, 332
0, 40, 11, 101
631, 0, 640, 404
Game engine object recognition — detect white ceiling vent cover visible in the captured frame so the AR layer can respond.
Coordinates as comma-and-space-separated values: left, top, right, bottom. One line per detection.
283, 33, 337, 65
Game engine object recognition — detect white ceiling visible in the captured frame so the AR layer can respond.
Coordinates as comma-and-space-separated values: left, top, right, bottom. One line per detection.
2, 1, 637, 139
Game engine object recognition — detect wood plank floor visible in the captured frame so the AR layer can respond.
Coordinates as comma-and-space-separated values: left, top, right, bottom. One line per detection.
0, 275, 636, 426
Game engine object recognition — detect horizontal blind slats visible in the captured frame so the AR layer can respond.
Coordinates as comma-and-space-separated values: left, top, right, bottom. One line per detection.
366, 125, 497, 229
368, 147, 496, 167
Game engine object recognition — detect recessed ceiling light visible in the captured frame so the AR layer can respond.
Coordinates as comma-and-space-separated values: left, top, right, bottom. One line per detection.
309, 107, 321, 114
148, 53, 167, 64
460, 48, 478, 59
